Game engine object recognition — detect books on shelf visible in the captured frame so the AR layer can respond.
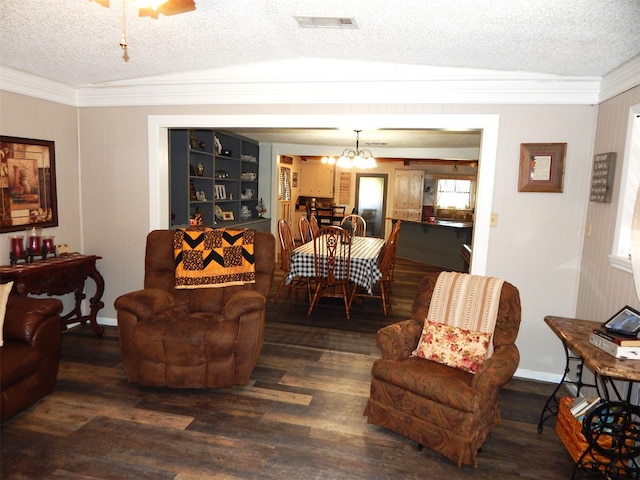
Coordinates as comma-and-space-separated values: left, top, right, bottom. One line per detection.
569, 396, 601, 418
592, 328, 640, 346
589, 332, 640, 359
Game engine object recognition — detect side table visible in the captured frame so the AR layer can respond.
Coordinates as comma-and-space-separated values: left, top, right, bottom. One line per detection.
0, 254, 105, 336
540, 315, 640, 478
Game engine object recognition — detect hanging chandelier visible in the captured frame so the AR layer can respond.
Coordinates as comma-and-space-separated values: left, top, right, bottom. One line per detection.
321, 130, 377, 169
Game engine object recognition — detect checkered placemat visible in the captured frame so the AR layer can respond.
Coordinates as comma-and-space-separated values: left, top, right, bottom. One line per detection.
286, 236, 385, 294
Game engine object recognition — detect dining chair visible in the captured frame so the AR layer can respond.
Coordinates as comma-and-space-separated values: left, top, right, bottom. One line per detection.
275, 219, 310, 302
298, 215, 313, 244
308, 226, 353, 319
309, 214, 320, 238
350, 220, 401, 316
341, 214, 367, 237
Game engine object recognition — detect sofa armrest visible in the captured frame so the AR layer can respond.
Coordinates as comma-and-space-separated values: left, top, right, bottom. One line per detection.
224, 290, 266, 322
376, 319, 423, 361
471, 343, 520, 391
114, 289, 175, 322
4, 296, 63, 344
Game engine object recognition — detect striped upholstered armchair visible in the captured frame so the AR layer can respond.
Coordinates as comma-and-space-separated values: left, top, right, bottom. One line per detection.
364, 271, 521, 467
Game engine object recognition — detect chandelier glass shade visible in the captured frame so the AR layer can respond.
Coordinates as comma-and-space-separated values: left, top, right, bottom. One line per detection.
135, 0, 168, 9
321, 130, 377, 169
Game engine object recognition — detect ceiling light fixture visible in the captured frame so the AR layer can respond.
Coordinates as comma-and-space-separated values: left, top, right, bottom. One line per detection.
136, 0, 169, 9
322, 130, 377, 169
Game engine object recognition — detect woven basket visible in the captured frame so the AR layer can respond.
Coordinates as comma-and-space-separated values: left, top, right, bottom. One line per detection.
556, 397, 624, 468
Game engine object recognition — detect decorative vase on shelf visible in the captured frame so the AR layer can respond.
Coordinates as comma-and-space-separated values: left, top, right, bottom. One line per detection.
255, 198, 267, 218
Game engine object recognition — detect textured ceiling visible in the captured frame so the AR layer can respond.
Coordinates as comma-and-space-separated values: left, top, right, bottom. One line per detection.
1, 0, 639, 87
1, 0, 638, 152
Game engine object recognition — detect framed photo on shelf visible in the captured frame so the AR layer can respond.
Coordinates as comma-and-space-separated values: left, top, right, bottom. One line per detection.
222, 211, 234, 221
214, 184, 226, 200
518, 143, 566, 193
0, 136, 59, 233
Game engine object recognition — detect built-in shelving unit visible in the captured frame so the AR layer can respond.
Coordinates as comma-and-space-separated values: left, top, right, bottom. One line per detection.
170, 129, 268, 231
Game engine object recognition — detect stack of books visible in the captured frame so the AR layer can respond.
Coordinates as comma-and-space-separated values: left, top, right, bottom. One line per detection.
589, 328, 640, 359
569, 396, 602, 420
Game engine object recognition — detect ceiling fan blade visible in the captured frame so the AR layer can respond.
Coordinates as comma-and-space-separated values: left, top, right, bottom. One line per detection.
138, 0, 195, 18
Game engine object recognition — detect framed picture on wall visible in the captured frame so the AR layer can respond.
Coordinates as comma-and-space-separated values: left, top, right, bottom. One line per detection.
518, 143, 566, 193
0, 136, 59, 232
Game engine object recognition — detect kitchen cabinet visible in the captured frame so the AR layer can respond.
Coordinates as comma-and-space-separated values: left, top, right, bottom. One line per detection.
299, 162, 335, 197
392, 169, 424, 221
169, 129, 262, 228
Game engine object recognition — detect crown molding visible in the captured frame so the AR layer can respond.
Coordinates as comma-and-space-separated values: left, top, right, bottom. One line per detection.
599, 55, 640, 102
75, 60, 602, 107
1, 57, 638, 108
0, 67, 77, 106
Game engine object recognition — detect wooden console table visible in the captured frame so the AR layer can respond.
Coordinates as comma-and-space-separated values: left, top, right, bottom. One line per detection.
0, 254, 105, 336
539, 315, 640, 479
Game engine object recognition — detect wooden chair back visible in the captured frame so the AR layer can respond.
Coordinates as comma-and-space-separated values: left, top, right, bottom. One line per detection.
308, 226, 353, 318
341, 214, 367, 237
298, 216, 313, 244
313, 226, 351, 285
379, 221, 401, 280
277, 219, 294, 273
309, 215, 320, 238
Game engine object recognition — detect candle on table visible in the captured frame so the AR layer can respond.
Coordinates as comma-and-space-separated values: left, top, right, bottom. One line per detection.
10, 235, 24, 258
42, 236, 55, 254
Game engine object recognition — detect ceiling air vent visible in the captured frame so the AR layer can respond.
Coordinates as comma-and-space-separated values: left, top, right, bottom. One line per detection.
295, 16, 358, 29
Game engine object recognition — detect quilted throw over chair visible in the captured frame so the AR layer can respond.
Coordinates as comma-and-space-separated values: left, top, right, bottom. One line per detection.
364, 271, 521, 468
114, 229, 275, 388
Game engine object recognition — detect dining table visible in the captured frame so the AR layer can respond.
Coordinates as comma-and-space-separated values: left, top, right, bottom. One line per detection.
286, 235, 386, 295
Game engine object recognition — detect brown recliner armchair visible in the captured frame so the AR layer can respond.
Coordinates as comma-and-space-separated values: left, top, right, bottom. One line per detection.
364, 272, 521, 467
1, 295, 63, 422
114, 229, 275, 388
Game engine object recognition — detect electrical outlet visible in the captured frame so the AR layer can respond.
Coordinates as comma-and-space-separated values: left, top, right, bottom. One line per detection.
490, 213, 498, 227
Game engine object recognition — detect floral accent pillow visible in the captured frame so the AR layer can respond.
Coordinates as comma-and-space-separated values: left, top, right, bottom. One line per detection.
412, 319, 492, 374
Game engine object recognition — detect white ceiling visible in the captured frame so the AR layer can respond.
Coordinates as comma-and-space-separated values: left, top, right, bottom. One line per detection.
1, 0, 639, 150
1, 0, 639, 87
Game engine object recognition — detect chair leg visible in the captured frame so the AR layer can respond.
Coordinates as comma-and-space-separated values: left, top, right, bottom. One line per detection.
348, 284, 358, 308
342, 284, 351, 319
307, 282, 322, 316
274, 275, 287, 303
380, 282, 388, 316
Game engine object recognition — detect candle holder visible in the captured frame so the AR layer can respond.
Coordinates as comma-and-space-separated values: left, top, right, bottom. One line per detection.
9, 235, 27, 265
41, 236, 56, 259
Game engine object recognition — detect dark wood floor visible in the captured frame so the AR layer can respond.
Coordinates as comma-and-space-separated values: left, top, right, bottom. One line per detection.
1, 258, 576, 479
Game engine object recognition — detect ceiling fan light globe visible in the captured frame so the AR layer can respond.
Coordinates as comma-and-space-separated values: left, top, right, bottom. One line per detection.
136, 0, 168, 10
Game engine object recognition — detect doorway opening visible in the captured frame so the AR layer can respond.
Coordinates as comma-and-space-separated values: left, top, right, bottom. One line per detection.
354, 173, 387, 238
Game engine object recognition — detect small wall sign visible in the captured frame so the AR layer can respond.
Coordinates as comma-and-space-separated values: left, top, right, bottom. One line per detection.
590, 152, 615, 203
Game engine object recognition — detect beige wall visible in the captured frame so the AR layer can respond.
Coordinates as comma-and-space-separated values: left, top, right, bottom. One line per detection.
0, 92, 83, 311
1, 93, 607, 380
0, 92, 82, 247
577, 85, 640, 319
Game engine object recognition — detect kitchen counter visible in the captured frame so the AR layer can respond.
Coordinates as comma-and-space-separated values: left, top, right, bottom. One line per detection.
391, 218, 472, 271
404, 218, 473, 229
